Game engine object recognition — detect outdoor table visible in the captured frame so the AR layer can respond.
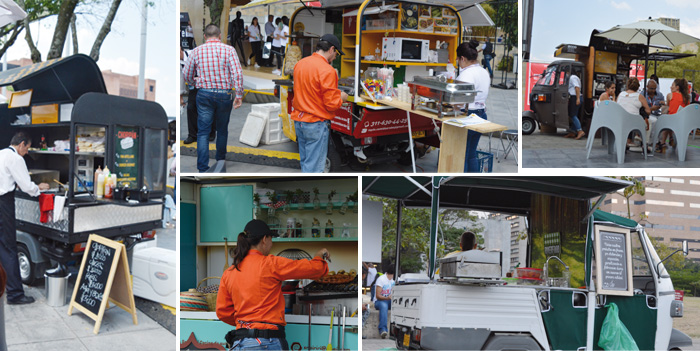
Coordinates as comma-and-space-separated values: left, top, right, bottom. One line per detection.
360, 95, 508, 172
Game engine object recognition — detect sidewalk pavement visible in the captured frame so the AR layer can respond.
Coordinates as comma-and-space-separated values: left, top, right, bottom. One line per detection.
362, 337, 396, 351
523, 128, 700, 168
4, 226, 176, 351
180, 71, 518, 173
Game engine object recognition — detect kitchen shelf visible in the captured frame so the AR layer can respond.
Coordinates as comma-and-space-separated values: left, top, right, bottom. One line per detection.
342, 58, 447, 67
29, 150, 104, 156
362, 29, 458, 37
260, 201, 356, 210
12, 123, 71, 128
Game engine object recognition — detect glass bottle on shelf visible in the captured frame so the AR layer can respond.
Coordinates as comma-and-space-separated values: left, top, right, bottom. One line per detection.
285, 217, 295, 238
325, 219, 334, 238
295, 220, 303, 238
342, 223, 351, 238
282, 201, 290, 214
326, 190, 336, 215
268, 204, 276, 217
339, 195, 349, 215
267, 216, 280, 236
311, 218, 321, 238
312, 188, 321, 210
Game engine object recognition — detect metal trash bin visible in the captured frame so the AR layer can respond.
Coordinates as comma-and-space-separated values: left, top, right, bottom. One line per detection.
44, 273, 71, 307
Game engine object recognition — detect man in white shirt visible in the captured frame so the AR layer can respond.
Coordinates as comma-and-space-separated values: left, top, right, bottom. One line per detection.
566, 71, 585, 140
373, 264, 395, 339
0, 132, 49, 305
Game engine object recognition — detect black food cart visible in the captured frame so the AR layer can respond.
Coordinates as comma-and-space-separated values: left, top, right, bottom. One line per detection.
0, 54, 168, 284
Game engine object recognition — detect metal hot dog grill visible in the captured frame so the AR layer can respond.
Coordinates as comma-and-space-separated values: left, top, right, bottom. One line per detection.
408, 76, 478, 118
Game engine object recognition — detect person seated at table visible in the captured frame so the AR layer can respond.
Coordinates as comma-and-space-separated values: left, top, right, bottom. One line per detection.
598, 81, 616, 103
617, 77, 652, 152
658, 78, 691, 152
642, 79, 665, 117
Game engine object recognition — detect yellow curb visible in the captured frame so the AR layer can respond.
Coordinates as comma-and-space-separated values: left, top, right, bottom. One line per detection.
180, 140, 300, 161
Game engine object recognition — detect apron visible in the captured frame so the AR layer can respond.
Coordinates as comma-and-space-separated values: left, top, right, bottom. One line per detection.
0, 147, 22, 301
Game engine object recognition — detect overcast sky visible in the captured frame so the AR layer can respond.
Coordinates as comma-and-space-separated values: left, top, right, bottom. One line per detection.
529, 0, 700, 63
4, 0, 177, 116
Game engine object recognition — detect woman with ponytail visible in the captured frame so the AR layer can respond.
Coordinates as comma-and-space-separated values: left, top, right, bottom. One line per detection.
455, 40, 491, 172
217, 219, 330, 350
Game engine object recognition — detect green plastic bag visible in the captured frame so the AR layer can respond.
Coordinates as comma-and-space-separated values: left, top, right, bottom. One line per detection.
598, 303, 639, 350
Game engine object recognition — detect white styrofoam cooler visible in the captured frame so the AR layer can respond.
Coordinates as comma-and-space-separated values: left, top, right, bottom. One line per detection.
132, 246, 177, 307
239, 103, 289, 146
261, 113, 290, 145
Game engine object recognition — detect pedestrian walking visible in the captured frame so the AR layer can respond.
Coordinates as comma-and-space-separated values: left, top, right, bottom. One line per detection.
183, 24, 244, 173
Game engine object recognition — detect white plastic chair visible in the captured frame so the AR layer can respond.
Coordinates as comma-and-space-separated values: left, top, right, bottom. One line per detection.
586, 100, 648, 164
652, 104, 700, 161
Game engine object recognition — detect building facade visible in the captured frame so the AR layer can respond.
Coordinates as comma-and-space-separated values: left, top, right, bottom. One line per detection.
654, 17, 680, 30
599, 176, 700, 262
485, 213, 528, 270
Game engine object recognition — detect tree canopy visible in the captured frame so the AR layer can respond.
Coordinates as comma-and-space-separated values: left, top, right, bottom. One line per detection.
373, 197, 483, 274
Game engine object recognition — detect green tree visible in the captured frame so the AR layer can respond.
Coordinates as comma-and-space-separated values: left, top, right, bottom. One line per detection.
203, 0, 224, 29
609, 176, 646, 220
373, 197, 483, 274
652, 46, 700, 81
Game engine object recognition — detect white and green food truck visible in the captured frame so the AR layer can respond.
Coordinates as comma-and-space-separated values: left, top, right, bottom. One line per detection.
362, 176, 692, 350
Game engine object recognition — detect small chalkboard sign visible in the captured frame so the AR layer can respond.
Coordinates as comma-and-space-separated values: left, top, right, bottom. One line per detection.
68, 235, 138, 334
594, 225, 633, 296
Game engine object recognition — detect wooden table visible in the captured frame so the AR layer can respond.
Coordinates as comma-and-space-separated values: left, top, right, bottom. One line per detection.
360, 95, 508, 172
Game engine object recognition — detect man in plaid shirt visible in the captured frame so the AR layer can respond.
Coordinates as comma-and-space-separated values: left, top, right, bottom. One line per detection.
183, 24, 244, 172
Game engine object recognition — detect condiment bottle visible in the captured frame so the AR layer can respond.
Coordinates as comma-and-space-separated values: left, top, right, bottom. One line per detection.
104, 176, 113, 199
94, 166, 102, 192
96, 174, 105, 199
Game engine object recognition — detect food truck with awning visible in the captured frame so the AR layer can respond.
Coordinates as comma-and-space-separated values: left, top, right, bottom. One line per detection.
362, 176, 693, 350
0, 54, 168, 284
275, 0, 499, 172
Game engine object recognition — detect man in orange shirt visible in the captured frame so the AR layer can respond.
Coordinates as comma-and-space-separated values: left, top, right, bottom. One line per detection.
291, 34, 348, 172
216, 219, 329, 350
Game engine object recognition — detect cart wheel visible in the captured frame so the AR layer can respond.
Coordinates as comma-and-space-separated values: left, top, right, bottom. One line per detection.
522, 116, 536, 135
324, 139, 342, 173
18, 244, 37, 285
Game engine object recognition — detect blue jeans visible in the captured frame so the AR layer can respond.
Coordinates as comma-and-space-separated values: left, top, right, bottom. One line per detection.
196, 89, 233, 172
230, 338, 288, 351
375, 299, 391, 334
483, 54, 493, 77
464, 109, 487, 173
568, 95, 582, 132
294, 120, 329, 173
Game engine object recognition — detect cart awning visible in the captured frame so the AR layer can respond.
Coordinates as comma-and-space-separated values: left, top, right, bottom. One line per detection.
362, 176, 631, 214
0, 54, 107, 105
592, 209, 639, 228
322, 0, 487, 9
459, 4, 493, 27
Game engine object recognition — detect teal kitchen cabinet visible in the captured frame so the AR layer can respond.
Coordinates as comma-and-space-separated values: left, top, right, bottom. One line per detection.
200, 185, 253, 243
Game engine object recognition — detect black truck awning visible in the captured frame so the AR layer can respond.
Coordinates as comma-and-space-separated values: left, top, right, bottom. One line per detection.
362, 176, 631, 214
0, 54, 107, 104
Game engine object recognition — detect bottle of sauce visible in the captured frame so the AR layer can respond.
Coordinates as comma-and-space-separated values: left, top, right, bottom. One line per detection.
94, 166, 102, 193
40, 134, 47, 150
96, 173, 105, 199
105, 174, 115, 199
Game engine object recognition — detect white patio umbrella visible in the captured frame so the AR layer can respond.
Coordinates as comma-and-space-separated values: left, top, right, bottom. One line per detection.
0, 0, 26, 28
595, 17, 700, 88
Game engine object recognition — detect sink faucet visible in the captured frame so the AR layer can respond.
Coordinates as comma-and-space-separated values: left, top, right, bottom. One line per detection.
544, 256, 569, 281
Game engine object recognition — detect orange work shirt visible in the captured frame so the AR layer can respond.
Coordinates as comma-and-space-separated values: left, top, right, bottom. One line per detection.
216, 250, 328, 330
290, 53, 343, 123
668, 92, 688, 114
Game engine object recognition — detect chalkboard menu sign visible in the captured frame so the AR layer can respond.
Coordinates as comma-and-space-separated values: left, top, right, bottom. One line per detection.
594, 225, 633, 296
68, 235, 138, 334
77, 241, 115, 315
114, 125, 140, 188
